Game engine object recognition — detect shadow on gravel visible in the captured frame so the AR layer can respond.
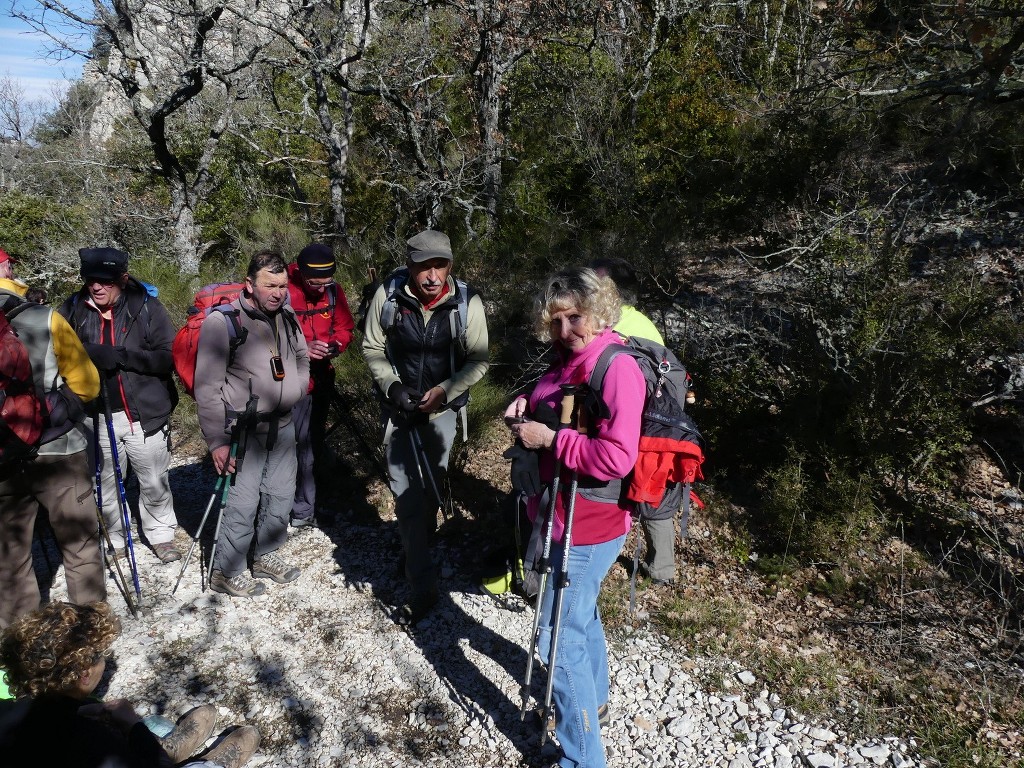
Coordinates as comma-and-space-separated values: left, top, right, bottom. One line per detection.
313, 501, 555, 766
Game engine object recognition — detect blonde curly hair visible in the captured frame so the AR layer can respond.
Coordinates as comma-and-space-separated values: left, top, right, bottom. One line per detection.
533, 267, 621, 341
0, 602, 120, 698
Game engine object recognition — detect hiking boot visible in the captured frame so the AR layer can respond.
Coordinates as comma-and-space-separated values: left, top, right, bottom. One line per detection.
160, 704, 217, 764
201, 725, 260, 768
153, 541, 182, 563
598, 703, 610, 728
251, 552, 300, 584
210, 569, 267, 598
289, 516, 315, 529
394, 590, 438, 626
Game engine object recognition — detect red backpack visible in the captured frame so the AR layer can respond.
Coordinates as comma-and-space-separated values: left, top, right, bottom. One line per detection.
0, 304, 44, 464
171, 283, 247, 398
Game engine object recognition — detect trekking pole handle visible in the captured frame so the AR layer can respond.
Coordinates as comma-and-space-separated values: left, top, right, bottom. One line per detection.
558, 385, 576, 427
576, 393, 589, 435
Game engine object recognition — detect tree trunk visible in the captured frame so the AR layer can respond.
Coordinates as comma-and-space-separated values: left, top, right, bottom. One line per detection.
170, 185, 201, 275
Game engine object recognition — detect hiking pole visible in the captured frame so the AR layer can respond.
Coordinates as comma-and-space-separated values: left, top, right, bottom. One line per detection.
95, 508, 138, 618
92, 422, 137, 616
204, 451, 238, 589
409, 424, 452, 521
93, 409, 139, 615
171, 474, 225, 595
207, 394, 256, 587
539, 387, 585, 746
99, 379, 142, 605
519, 384, 577, 723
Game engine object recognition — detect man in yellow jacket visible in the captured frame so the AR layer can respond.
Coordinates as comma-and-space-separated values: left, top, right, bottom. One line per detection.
0, 248, 103, 628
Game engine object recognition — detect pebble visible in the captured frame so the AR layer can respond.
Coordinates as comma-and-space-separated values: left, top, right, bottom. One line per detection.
805, 754, 835, 768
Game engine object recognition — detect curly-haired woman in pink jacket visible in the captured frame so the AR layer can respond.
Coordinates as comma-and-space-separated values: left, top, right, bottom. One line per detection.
507, 267, 645, 768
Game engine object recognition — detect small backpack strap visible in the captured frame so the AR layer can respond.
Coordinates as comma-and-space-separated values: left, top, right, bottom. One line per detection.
679, 481, 692, 545
589, 343, 631, 392
211, 306, 247, 367
379, 269, 407, 333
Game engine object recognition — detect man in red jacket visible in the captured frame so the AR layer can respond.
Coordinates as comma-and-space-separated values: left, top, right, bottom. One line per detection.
286, 243, 355, 527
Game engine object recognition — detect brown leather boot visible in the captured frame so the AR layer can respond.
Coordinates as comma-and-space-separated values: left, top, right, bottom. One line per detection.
159, 704, 217, 764
201, 726, 261, 768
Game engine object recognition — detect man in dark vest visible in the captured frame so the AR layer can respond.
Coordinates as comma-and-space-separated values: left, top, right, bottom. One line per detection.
361, 230, 489, 625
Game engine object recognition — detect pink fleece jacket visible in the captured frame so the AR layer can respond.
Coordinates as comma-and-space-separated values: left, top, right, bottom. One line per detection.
526, 328, 645, 545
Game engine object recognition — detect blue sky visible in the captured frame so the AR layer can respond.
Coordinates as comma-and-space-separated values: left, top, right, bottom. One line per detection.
1, 6, 85, 106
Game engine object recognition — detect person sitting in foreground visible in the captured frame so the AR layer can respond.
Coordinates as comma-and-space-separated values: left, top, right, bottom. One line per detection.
0, 601, 260, 768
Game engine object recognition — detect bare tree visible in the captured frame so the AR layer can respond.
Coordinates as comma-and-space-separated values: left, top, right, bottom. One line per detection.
0, 74, 47, 189
240, 0, 373, 245
16, 0, 277, 273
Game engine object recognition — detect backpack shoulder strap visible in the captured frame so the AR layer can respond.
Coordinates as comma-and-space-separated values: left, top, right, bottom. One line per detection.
455, 278, 470, 340
379, 268, 408, 333
283, 308, 301, 343
589, 342, 635, 394
210, 305, 247, 366
3, 300, 33, 322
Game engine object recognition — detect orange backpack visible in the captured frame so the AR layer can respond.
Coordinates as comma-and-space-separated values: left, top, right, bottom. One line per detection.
171, 283, 247, 398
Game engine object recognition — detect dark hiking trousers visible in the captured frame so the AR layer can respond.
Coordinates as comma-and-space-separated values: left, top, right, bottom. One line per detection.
384, 409, 456, 601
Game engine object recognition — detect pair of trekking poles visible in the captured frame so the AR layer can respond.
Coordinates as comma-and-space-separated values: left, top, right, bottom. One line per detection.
171, 394, 257, 595
519, 384, 586, 746
93, 379, 142, 618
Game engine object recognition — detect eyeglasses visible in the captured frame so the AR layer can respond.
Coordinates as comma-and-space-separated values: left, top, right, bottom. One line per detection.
305, 278, 335, 288
86, 277, 117, 287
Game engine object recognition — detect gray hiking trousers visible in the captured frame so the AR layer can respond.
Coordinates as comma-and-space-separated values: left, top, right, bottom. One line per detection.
641, 482, 685, 583
213, 421, 296, 578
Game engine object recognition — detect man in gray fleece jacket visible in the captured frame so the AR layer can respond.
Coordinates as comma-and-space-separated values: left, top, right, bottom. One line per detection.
195, 250, 310, 598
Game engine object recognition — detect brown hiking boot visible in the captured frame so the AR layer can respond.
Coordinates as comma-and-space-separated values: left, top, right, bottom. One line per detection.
210, 569, 267, 598
153, 541, 183, 563
201, 726, 260, 768
251, 552, 300, 584
160, 704, 217, 763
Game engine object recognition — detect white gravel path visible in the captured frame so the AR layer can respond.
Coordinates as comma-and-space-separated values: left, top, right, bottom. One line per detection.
32, 459, 929, 768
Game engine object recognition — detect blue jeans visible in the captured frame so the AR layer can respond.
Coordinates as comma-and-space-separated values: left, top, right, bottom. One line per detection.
538, 532, 626, 768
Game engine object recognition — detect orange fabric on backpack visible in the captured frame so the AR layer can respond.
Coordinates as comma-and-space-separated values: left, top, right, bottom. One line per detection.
627, 435, 705, 505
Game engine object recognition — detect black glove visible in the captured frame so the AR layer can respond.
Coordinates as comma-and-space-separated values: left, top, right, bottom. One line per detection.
39, 385, 85, 444
530, 401, 560, 430
83, 342, 125, 371
502, 443, 542, 497
387, 382, 423, 413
